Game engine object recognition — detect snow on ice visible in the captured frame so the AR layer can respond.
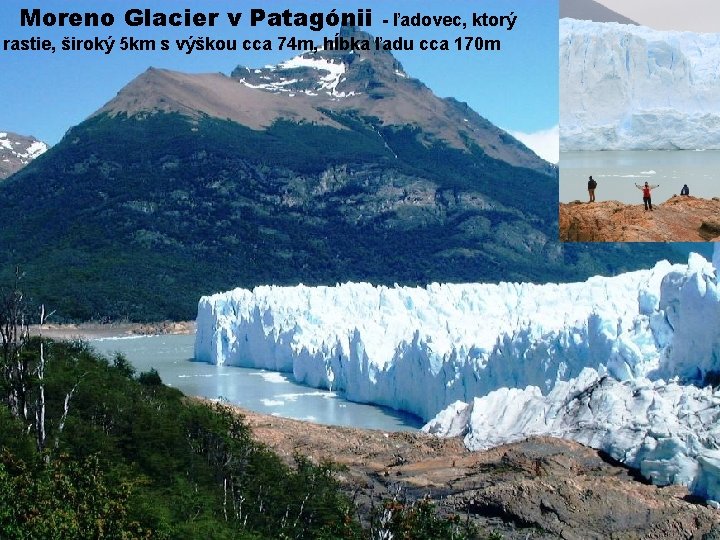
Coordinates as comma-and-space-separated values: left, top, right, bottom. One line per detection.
560, 19, 720, 151
196, 244, 720, 502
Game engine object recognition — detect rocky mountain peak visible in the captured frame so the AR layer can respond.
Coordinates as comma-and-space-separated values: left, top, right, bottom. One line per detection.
0, 131, 48, 180
225, 28, 551, 172
95, 28, 551, 173
231, 27, 415, 101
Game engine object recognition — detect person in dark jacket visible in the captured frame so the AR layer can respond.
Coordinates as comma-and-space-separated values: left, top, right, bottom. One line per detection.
587, 176, 597, 202
635, 182, 659, 210
680, 184, 690, 196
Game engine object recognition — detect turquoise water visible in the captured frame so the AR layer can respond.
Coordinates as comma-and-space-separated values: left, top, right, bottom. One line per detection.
91, 334, 422, 432
560, 150, 720, 204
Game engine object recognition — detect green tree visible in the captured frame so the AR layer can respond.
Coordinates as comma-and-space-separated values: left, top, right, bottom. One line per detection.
0, 451, 144, 539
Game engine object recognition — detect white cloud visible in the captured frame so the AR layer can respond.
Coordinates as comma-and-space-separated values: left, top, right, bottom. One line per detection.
507, 125, 559, 164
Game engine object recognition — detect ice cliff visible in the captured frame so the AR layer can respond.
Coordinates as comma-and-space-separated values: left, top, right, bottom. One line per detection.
424, 370, 720, 502
425, 247, 720, 504
195, 244, 720, 502
560, 18, 720, 151
195, 261, 675, 421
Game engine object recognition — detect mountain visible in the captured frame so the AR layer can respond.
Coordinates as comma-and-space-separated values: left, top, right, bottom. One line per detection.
196, 247, 720, 504
560, 19, 720, 151
0, 131, 47, 180
559, 0, 638, 25
99, 29, 550, 175
0, 30, 684, 321
226, 28, 550, 173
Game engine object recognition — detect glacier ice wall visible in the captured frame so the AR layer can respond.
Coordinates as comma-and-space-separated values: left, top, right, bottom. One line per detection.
560, 19, 720, 151
424, 369, 720, 501
658, 256, 720, 381
425, 245, 720, 503
195, 260, 679, 421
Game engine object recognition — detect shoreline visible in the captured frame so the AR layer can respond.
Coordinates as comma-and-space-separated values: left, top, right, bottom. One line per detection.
30, 321, 195, 341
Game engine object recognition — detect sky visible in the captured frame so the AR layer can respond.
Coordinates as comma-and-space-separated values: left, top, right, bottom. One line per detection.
595, 0, 720, 32
0, 0, 559, 162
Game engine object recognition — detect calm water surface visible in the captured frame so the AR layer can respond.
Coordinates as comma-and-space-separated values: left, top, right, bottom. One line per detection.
560, 150, 720, 204
91, 334, 422, 432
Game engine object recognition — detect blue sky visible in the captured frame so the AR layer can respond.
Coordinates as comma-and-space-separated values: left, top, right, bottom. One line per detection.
0, 0, 558, 160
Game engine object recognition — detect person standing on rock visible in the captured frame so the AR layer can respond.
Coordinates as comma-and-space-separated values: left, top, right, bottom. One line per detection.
587, 176, 597, 203
635, 182, 659, 211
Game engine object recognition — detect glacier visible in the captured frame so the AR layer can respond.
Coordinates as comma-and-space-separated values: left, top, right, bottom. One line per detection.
195, 261, 678, 421
424, 370, 720, 502
560, 18, 720, 151
195, 244, 720, 502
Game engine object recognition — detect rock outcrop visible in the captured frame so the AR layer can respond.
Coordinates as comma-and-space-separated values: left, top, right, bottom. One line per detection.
236, 405, 720, 540
560, 196, 720, 242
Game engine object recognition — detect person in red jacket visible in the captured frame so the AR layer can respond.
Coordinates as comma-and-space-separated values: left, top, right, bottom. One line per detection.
635, 182, 659, 211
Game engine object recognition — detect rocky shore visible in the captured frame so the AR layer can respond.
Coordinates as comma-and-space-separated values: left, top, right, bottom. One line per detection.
560, 195, 720, 242
29, 321, 195, 340
232, 405, 720, 539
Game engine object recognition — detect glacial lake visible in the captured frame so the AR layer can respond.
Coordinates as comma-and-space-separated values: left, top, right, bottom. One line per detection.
560, 150, 720, 204
90, 334, 422, 432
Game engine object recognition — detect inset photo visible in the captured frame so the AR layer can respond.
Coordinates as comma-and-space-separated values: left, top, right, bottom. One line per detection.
559, 0, 720, 242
